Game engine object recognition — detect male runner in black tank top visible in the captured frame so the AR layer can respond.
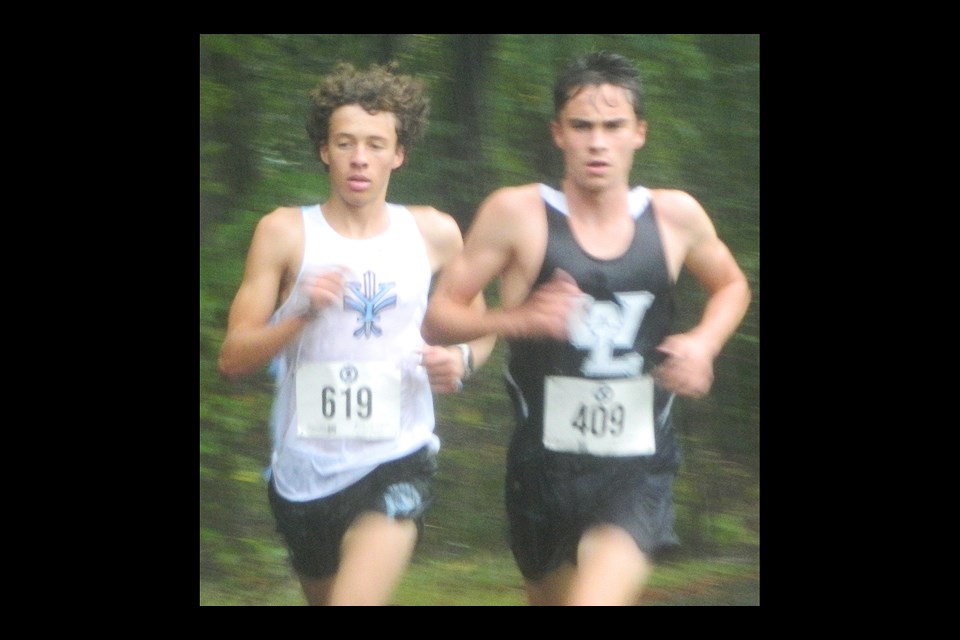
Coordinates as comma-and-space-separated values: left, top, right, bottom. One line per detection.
423, 52, 750, 606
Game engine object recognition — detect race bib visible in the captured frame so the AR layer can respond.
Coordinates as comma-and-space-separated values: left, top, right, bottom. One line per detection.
543, 375, 655, 456
296, 360, 401, 439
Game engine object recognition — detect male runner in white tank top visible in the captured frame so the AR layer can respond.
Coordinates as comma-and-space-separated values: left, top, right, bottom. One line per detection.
219, 62, 494, 606
423, 52, 750, 605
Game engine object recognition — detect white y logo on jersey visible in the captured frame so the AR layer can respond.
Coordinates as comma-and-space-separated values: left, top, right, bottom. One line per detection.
569, 292, 654, 376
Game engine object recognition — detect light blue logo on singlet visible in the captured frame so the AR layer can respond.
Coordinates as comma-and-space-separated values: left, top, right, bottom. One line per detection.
569, 292, 654, 376
344, 270, 397, 337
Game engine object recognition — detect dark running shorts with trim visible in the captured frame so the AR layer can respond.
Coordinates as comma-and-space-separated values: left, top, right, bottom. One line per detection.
505, 453, 680, 581
267, 445, 437, 579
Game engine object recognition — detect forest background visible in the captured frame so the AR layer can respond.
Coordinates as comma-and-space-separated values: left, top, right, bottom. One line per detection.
199, 33, 760, 606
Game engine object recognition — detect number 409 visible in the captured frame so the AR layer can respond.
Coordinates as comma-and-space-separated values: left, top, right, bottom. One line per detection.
571, 403, 624, 437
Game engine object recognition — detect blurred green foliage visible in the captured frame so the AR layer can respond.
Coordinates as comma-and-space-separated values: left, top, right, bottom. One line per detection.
199, 34, 759, 605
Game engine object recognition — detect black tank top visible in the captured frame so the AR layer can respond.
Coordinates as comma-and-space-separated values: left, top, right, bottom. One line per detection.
505, 185, 679, 469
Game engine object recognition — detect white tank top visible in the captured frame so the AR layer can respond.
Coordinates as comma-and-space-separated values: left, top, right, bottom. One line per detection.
268, 204, 438, 501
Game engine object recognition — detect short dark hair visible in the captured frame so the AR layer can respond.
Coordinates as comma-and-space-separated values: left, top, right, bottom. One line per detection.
306, 62, 430, 157
553, 51, 645, 120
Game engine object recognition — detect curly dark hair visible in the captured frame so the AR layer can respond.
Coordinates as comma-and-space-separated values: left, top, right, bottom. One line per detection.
553, 51, 645, 120
306, 62, 430, 162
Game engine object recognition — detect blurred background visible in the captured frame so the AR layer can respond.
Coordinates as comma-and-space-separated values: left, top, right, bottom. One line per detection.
199, 34, 759, 606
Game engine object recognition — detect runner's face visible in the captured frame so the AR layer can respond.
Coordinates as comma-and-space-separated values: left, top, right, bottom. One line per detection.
551, 84, 646, 192
320, 104, 405, 207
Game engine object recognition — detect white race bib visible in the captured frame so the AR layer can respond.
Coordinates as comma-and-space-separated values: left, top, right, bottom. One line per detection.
543, 375, 655, 456
296, 360, 401, 440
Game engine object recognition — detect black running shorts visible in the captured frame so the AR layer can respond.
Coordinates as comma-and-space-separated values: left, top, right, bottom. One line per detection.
505, 453, 679, 581
267, 446, 437, 579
